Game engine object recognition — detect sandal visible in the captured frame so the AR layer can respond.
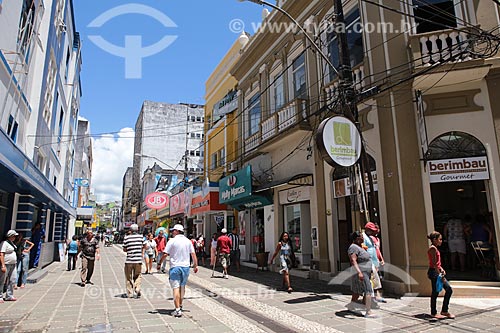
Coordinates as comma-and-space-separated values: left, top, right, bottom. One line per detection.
287, 288, 293, 293
431, 314, 446, 319
440, 312, 455, 319
5, 298, 17, 301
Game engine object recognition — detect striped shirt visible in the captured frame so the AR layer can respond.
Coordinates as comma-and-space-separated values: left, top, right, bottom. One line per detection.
123, 233, 144, 264
228, 233, 240, 251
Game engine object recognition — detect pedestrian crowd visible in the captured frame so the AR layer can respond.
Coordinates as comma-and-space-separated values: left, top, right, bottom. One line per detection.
0, 221, 457, 323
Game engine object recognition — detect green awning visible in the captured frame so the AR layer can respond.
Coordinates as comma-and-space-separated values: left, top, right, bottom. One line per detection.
227, 192, 273, 210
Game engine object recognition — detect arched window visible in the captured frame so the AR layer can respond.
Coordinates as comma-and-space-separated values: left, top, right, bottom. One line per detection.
427, 131, 486, 160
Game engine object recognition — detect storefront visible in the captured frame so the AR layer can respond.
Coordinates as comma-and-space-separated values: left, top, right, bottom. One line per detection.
278, 186, 313, 268
426, 131, 499, 280
0, 130, 75, 268
331, 156, 378, 271
190, 179, 229, 239
169, 190, 186, 234
219, 166, 273, 262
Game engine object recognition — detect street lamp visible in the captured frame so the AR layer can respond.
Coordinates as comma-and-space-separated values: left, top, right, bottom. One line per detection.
238, 0, 339, 76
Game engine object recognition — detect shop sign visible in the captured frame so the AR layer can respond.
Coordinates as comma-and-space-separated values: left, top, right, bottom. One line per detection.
219, 165, 252, 204
75, 220, 83, 228
184, 186, 193, 216
316, 116, 362, 167
170, 191, 185, 216
428, 156, 489, 183
279, 187, 311, 204
145, 192, 168, 209
213, 90, 238, 118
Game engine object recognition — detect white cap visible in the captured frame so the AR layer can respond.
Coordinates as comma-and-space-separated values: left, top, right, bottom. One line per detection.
170, 224, 184, 232
221, 228, 227, 234
130, 224, 139, 231
6, 230, 18, 238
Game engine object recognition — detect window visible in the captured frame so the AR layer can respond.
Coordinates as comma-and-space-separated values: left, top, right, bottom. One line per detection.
220, 147, 226, 167
195, 150, 200, 157
190, 150, 195, 156
196, 133, 201, 139
292, 53, 307, 99
413, 0, 457, 34
43, 57, 57, 125
248, 93, 261, 136
196, 116, 201, 122
190, 133, 195, 138
65, 48, 70, 80
36, 152, 46, 172
211, 152, 218, 170
7, 115, 18, 143
53, 176, 57, 187
18, 0, 35, 60
190, 116, 196, 122
58, 108, 64, 142
272, 74, 285, 113
327, 8, 363, 81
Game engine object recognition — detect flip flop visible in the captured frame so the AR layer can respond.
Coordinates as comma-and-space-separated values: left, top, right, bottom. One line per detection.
431, 314, 446, 320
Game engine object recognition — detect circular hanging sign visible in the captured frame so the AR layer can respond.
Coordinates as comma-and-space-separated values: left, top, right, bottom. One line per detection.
316, 116, 362, 167
145, 192, 168, 209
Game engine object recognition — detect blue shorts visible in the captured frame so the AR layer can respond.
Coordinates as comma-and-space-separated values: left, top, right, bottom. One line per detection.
169, 266, 190, 289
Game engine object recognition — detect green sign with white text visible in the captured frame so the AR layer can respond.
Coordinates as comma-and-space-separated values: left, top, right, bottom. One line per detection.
219, 165, 252, 204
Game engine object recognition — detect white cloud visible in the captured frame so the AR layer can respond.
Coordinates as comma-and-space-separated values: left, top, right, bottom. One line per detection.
91, 128, 135, 203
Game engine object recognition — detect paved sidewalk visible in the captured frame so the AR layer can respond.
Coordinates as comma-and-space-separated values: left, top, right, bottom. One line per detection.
0, 245, 499, 332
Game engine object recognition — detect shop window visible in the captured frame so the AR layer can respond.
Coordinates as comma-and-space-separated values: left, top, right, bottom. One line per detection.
413, 0, 457, 34
285, 204, 302, 253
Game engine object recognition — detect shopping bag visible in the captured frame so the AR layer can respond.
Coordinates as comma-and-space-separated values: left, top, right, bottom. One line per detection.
435, 274, 443, 293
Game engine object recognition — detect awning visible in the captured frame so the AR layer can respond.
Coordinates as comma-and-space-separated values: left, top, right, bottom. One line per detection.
227, 191, 273, 211
254, 173, 314, 193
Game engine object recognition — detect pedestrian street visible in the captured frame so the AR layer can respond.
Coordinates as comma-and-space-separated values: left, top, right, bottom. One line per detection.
1, 245, 500, 332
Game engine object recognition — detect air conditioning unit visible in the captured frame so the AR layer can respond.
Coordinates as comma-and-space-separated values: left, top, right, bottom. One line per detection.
228, 162, 237, 172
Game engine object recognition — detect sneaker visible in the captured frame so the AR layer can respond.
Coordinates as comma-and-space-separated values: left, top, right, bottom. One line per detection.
80, 282, 86, 287
376, 297, 387, 303
86, 280, 94, 285
5, 298, 16, 302
224, 274, 229, 279
173, 309, 182, 317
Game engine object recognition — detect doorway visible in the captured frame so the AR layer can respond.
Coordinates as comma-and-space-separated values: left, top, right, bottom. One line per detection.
427, 131, 498, 281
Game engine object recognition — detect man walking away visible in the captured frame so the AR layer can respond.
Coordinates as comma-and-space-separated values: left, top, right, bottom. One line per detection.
163, 224, 198, 317
217, 228, 232, 279
154, 230, 167, 273
79, 230, 100, 287
123, 224, 144, 298
228, 228, 240, 272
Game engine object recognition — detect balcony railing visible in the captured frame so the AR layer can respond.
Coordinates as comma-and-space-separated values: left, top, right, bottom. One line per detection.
409, 27, 474, 67
324, 64, 365, 107
244, 98, 308, 154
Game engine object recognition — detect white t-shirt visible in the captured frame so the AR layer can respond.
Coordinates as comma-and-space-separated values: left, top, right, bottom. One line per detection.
143, 239, 157, 255
164, 234, 194, 268
0, 241, 17, 265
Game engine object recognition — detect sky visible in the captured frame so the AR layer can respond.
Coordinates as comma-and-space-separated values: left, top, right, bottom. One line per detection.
73, 0, 264, 202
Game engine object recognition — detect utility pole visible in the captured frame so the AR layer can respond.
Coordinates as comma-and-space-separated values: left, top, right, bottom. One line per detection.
334, 0, 378, 224
184, 104, 189, 183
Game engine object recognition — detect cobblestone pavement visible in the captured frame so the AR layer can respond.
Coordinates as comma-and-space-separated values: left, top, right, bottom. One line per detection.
1, 245, 500, 332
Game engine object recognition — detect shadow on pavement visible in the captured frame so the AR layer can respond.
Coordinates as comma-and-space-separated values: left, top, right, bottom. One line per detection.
284, 294, 332, 304
335, 310, 364, 318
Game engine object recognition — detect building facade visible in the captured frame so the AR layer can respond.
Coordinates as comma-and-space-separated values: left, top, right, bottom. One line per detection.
225, 0, 500, 294
130, 101, 204, 230
0, 0, 86, 268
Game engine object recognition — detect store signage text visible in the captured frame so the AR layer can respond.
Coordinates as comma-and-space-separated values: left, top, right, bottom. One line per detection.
316, 116, 362, 167
221, 186, 247, 201
428, 157, 489, 183
145, 192, 168, 209
279, 187, 311, 204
